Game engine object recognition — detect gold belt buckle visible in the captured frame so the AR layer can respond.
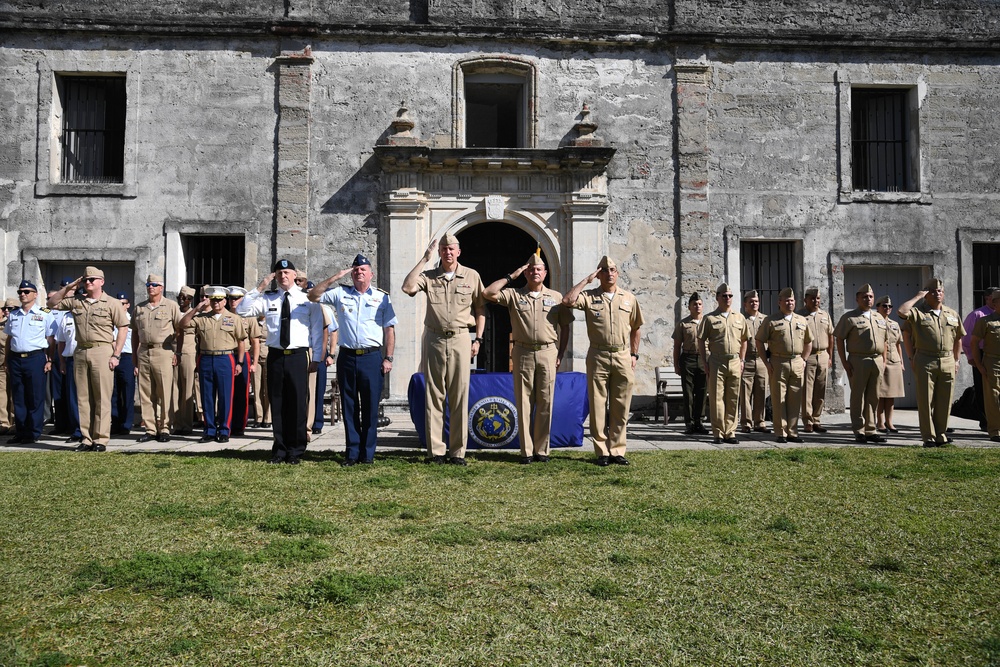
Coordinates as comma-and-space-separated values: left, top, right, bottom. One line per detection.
283, 349, 294, 355
355, 348, 365, 355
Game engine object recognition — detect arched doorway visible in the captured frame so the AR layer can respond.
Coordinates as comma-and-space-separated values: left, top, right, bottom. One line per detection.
455, 222, 551, 373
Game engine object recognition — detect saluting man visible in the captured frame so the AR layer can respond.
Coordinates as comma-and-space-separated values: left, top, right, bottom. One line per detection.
309, 253, 396, 466
484, 253, 571, 464
132, 274, 182, 443
48, 267, 129, 452
402, 234, 486, 466
237, 260, 325, 464
697, 283, 748, 445
178, 286, 246, 444
755, 288, 813, 443
834, 283, 889, 444
799, 286, 834, 434
4, 280, 54, 444
563, 255, 644, 466
897, 279, 965, 446
740, 290, 769, 434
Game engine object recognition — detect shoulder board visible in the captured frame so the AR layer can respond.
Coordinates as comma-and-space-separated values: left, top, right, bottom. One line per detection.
376, 287, 389, 295
339, 283, 353, 290
40, 307, 51, 313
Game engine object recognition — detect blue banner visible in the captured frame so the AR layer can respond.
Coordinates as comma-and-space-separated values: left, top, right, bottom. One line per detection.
408, 372, 588, 449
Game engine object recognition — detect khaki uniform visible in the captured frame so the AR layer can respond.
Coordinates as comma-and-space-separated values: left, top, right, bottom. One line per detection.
902, 303, 965, 443
756, 314, 814, 438
0, 318, 11, 430
799, 308, 833, 428
306, 306, 332, 435
174, 315, 199, 431
834, 309, 888, 436
972, 313, 1000, 437
192, 311, 247, 352
132, 298, 182, 436
698, 310, 748, 440
415, 263, 485, 458
496, 286, 572, 458
254, 318, 270, 423
672, 316, 706, 430
569, 288, 644, 457
740, 313, 768, 430
53, 294, 129, 446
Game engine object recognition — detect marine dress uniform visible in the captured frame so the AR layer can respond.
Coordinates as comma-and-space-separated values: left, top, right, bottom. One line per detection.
799, 300, 834, 432
834, 295, 888, 442
672, 310, 707, 434
132, 276, 182, 442
189, 288, 247, 443
226, 286, 261, 436
755, 296, 813, 442
697, 285, 749, 443
4, 281, 54, 443
568, 266, 644, 461
318, 258, 397, 465
493, 265, 571, 462
740, 306, 768, 433
971, 312, 1000, 440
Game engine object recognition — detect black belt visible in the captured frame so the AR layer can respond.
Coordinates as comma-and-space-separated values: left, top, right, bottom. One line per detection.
268, 346, 306, 355
341, 346, 380, 355
14, 349, 45, 358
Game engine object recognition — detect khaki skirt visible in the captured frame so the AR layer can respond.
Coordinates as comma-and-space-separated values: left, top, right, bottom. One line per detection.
880, 360, 905, 399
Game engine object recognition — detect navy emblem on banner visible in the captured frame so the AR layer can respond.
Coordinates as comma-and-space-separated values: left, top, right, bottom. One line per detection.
469, 396, 518, 448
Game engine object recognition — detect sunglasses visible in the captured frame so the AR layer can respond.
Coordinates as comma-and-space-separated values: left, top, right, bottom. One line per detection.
720, 293, 734, 298
879, 304, 893, 308
17, 290, 35, 295
84, 277, 100, 283
209, 297, 227, 301
146, 283, 162, 288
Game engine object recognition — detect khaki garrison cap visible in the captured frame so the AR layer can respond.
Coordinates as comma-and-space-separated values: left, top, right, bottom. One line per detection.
178, 286, 196, 298
857, 283, 875, 295
716, 283, 731, 295
924, 278, 944, 291
4, 297, 18, 308
440, 233, 460, 247
597, 256, 617, 271
526, 254, 545, 267
778, 287, 795, 300
743, 289, 758, 300
84, 266, 104, 279
146, 274, 164, 284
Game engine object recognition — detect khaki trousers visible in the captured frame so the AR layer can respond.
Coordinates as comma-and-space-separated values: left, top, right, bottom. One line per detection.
740, 356, 768, 429
708, 356, 741, 439
770, 356, 805, 438
75, 344, 114, 445
306, 355, 318, 434
586, 349, 634, 457
138, 347, 175, 435
0, 363, 11, 428
801, 350, 829, 427
423, 331, 472, 458
913, 352, 956, 444
173, 349, 197, 431
512, 344, 558, 458
983, 354, 1000, 437
253, 357, 270, 423
848, 354, 883, 436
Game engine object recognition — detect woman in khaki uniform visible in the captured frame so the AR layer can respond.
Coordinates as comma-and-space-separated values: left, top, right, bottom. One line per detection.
875, 296, 905, 433
970, 304, 1000, 443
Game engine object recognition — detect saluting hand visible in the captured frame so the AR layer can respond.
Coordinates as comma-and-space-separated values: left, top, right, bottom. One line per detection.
257, 272, 276, 292
196, 296, 211, 312
423, 239, 438, 260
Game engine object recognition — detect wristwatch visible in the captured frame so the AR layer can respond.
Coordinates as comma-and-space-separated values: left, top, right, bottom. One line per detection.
630, 352, 639, 359
325, 353, 335, 360
474, 337, 484, 345
384, 355, 393, 362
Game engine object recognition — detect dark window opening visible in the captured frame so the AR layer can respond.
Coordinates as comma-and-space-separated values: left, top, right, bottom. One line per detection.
182, 235, 245, 289
973, 243, 1000, 307
740, 241, 800, 312
465, 79, 523, 148
58, 75, 126, 184
409, 0, 428, 23
851, 88, 914, 193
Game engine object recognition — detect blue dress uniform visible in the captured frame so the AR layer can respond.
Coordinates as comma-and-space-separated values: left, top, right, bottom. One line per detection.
4, 281, 54, 443
53, 311, 82, 442
49, 278, 74, 434
319, 255, 397, 464
111, 295, 135, 435
190, 287, 247, 443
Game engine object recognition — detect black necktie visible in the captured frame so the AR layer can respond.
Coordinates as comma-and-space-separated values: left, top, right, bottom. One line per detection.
280, 292, 291, 349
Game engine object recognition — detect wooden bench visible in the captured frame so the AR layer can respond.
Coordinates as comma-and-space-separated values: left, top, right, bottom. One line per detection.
655, 366, 685, 425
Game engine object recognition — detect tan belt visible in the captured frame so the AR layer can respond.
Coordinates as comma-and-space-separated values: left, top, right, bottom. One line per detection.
515, 341, 554, 351
201, 350, 234, 356
916, 350, 952, 358
76, 341, 112, 350
848, 351, 880, 358
428, 327, 464, 338
595, 345, 624, 352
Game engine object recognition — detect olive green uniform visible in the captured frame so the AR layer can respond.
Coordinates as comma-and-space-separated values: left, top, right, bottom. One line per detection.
698, 310, 748, 440
834, 309, 887, 436
569, 287, 644, 457
972, 313, 1000, 437
902, 303, 965, 443
414, 263, 485, 459
495, 286, 572, 458
740, 312, 768, 431
52, 294, 129, 446
756, 314, 813, 438
799, 307, 833, 429
132, 298, 182, 436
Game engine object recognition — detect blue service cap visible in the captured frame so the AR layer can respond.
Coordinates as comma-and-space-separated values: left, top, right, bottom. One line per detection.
352, 254, 371, 267
307, 281, 315, 289
116, 291, 129, 300
18, 280, 37, 291
273, 259, 296, 272
60, 277, 73, 287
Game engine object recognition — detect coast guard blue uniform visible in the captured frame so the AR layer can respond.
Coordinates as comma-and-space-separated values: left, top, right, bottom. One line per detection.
319, 255, 397, 464
4, 281, 54, 443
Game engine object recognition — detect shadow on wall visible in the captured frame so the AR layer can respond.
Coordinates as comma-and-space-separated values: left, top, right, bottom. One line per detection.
320, 155, 381, 217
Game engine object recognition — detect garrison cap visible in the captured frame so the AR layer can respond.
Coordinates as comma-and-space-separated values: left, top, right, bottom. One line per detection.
146, 274, 164, 285
116, 291, 129, 300
4, 297, 19, 308
205, 286, 228, 300
273, 259, 296, 273
352, 253, 372, 267
743, 289, 758, 301
923, 277, 944, 291
17, 280, 37, 291
440, 233, 460, 247
715, 282, 731, 296
295, 270, 307, 281
804, 286, 820, 297
306, 281, 315, 290
84, 266, 104, 279
597, 256, 617, 271
875, 295, 892, 307
778, 287, 795, 300
226, 286, 247, 298
689, 292, 702, 305
60, 277, 73, 287
526, 254, 545, 267
857, 283, 875, 295
178, 286, 195, 298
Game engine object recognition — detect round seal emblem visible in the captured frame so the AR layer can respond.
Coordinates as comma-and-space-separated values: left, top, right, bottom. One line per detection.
469, 396, 519, 448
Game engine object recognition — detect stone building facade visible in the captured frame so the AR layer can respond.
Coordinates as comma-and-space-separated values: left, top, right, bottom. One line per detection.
2, 0, 999, 407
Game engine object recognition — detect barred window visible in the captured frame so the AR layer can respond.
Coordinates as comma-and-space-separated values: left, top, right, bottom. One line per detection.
851, 88, 915, 193
57, 75, 126, 184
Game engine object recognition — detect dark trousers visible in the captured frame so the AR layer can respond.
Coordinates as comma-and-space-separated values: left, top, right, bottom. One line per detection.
199, 353, 235, 438
9, 350, 47, 440
267, 348, 309, 460
60, 357, 82, 438
680, 353, 707, 427
51, 360, 69, 434
973, 364, 988, 430
338, 350, 383, 462
313, 363, 328, 430
111, 352, 135, 433
231, 352, 250, 435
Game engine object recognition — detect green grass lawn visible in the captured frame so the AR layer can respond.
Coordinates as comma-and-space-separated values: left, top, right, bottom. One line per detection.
1, 446, 998, 666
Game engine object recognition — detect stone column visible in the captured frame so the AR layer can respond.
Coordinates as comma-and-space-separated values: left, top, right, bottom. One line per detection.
674, 62, 712, 296
562, 196, 608, 372
274, 48, 314, 272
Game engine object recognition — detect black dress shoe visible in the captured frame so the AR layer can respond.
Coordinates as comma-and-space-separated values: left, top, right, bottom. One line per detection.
341, 459, 358, 467
446, 457, 467, 466
216, 435, 230, 443
533, 455, 550, 463
923, 441, 939, 448
713, 438, 722, 445
156, 433, 170, 443
7, 435, 24, 444
266, 457, 285, 464
854, 434, 867, 444
75, 442, 94, 452
259, 422, 270, 428
695, 425, 710, 434
247, 421, 259, 429
65, 435, 82, 444
610, 455, 630, 465
287, 458, 301, 465
887, 427, 899, 433
724, 437, 739, 445
198, 435, 214, 443
812, 425, 828, 434
866, 434, 887, 444
93, 444, 107, 452
311, 428, 322, 435
427, 455, 447, 465
787, 436, 804, 444
990, 435, 1000, 443
359, 459, 374, 465
776, 437, 787, 444
136, 434, 154, 443
596, 456, 610, 467
519, 457, 532, 465
754, 427, 771, 434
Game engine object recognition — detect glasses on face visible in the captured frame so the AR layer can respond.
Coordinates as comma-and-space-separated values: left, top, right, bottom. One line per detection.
84, 277, 100, 283
879, 304, 893, 309
209, 297, 226, 302
720, 294, 734, 298
146, 283, 162, 288
17, 290, 35, 295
